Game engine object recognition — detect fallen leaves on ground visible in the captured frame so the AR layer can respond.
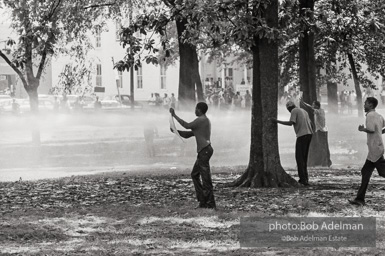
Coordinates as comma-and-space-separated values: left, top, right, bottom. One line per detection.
1, 167, 385, 255
0, 167, 385, 215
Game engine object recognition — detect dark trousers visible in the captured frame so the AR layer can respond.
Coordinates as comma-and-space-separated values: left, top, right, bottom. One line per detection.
356, 156, 385, 202
191, 145, 216, 208
295, 134, 312, 184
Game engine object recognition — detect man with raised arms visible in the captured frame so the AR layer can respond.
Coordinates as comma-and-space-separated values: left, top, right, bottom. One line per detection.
170, 102, 216, 209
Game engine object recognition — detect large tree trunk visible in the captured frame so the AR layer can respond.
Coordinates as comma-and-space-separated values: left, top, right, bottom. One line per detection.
326, 58, 339, 114
175, 18, 204, 108
325, 52, 339, 114
299, 0, 317, 110
230, 0, 297, 188
347, 53, 364, 117
299, 0, 331, 167
327, 80, 338, 113
25, 80, 41, 145
192, 50, 204, 102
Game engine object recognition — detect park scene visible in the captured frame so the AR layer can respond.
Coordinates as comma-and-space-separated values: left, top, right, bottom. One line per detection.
1, 0, 385, 255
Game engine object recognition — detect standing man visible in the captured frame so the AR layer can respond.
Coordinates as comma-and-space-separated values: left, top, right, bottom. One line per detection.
349, 97, 385, 206
170, 93, 177, 109
163, 93, 170, 109
244, 90, 252, 109
271, 101, 313, 186
300, 99, 332, 167
94, 96, 102, 110
169, 102, 216, 209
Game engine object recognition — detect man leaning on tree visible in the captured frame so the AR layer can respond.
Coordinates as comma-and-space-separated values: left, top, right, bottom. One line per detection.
271, 101, 313, 186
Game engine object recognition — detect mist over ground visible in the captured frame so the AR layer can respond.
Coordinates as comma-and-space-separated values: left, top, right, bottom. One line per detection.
0, 104, 375, 181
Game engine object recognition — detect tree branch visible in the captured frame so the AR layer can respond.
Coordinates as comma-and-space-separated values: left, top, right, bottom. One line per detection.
163, 0, 175, 8
0, 50, 28, 86
84, 2, 116, 9
36, 51, 47, 80
47, 0, 62, 21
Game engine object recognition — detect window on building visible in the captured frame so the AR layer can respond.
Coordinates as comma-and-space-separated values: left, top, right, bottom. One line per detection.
96, 64, 102, 87
137, 67, 143, 89
115, 21, 121, 41
160, 64, 167, 89
118, 71, 123, 88
96, 27, 101, 48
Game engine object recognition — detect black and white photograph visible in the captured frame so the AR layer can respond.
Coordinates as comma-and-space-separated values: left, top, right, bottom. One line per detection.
0, 0, 385, 255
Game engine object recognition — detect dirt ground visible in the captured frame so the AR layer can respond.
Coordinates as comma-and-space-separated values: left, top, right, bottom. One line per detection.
1, 167, 385, 255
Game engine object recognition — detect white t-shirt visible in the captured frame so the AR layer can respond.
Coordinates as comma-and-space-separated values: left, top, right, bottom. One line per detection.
290, 108, 313, 137
366, 110, 385, 162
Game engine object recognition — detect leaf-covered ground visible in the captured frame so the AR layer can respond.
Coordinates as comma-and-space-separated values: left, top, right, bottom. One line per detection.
1, 166, 385, 255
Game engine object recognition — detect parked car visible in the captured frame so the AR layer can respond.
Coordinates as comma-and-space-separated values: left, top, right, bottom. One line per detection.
18, 99, 55, 113
99, 96, 128, 110
0, 94, 13, 109
115, 94, 143, 109
59, 95, 96, 110
1, 98, 22, 114
82, 96, 96, 109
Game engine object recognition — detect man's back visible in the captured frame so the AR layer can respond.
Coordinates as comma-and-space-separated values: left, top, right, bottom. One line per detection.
191, 115, 211, 153
290, 108, 313, 137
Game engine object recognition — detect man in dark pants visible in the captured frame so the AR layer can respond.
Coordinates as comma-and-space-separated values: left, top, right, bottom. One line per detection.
170, 102, 216, 209
272, 101, 313, 186
349, 97, 385, 206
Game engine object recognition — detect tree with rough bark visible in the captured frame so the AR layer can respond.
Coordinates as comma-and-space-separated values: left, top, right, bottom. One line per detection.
314, 0, 385, 117
112, 0, 205, 107
279, 0, 385, 117
298, 0, 317, 109
197, 0, 298, 187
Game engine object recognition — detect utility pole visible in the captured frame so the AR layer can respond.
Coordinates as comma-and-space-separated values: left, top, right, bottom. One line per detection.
129, 1, 135, 110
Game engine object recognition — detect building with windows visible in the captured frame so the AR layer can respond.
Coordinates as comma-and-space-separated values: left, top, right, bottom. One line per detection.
49, 20, 180, 102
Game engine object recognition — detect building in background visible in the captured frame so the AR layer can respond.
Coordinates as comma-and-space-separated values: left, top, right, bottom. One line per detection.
54, 19, 180, 102
199, 53, 252, 97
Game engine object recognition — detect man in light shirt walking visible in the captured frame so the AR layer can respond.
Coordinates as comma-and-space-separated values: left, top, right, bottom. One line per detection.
349, 97, 385, 206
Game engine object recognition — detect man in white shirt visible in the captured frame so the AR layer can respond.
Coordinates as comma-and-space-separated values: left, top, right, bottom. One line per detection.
272, 101, 313, 186
349, 97, 385, 206
163, 93, 171, 109
300, 99, 332, 167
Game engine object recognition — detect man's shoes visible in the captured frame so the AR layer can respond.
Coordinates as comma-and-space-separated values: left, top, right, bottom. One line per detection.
298, 180, 310, 186
195, 202, 217, 210
348, 199, 365, 206
195, 203, 207, 209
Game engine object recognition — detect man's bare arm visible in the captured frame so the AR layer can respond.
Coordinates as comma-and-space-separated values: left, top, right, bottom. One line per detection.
178, 131, 194, 138
170, 108, 196, 129
358, 125, 374, 133
271, 117, 294, 126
